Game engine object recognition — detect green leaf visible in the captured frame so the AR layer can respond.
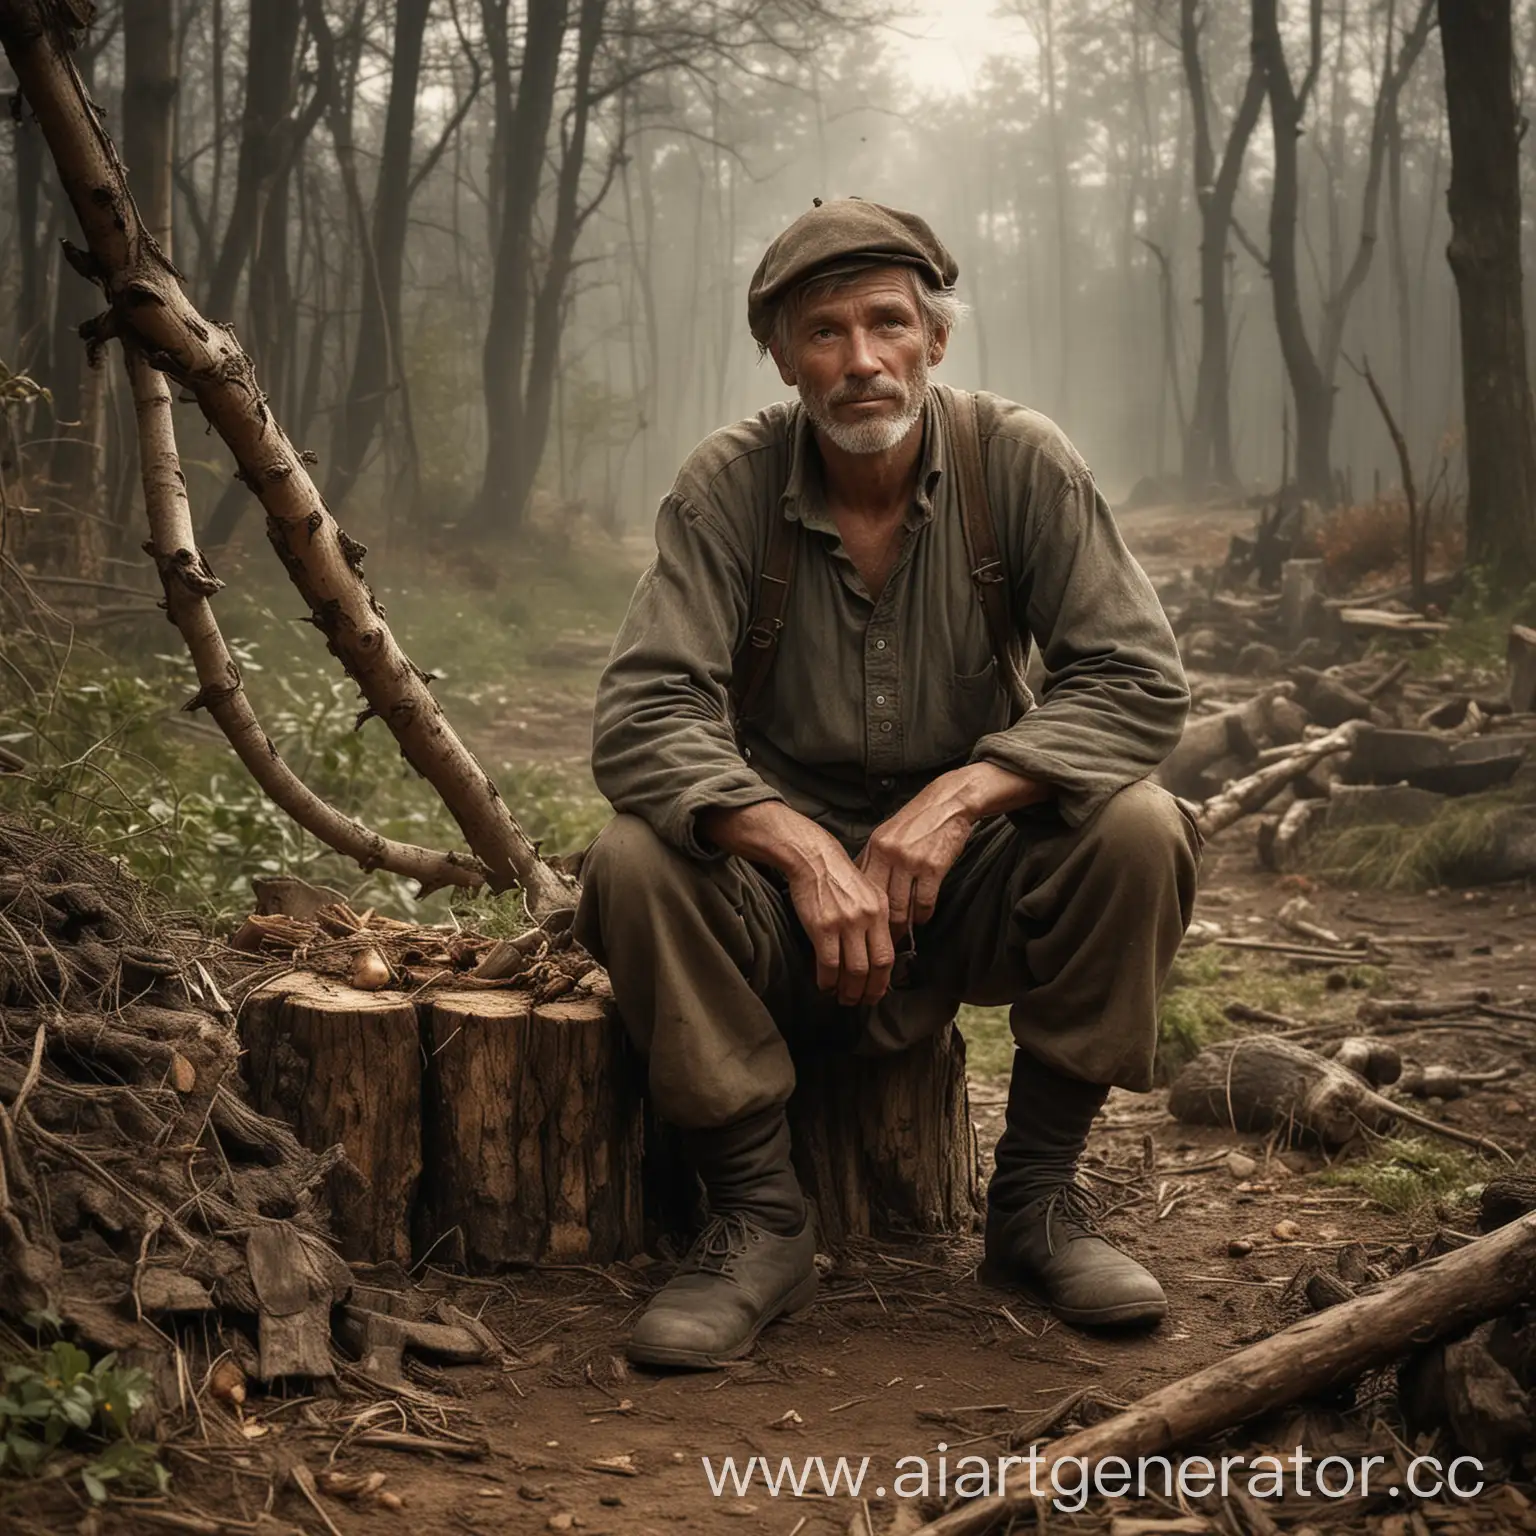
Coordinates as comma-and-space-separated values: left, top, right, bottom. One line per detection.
81, 1467, 108, 1503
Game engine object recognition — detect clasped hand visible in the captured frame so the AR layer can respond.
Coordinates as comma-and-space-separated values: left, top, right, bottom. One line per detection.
787, 789, 972, 1007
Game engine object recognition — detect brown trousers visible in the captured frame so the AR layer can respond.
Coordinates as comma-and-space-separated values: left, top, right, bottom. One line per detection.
574, 780, 1202, 1130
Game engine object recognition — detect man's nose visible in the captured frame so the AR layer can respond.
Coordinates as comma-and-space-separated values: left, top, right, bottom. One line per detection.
844, 326, 882, 378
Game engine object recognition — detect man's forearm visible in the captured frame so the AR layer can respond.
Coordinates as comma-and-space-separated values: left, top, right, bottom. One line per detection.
700, 799, 847, 879
940, 761, 1053, 820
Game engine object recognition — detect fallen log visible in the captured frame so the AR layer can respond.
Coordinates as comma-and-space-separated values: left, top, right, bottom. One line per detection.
1155, 685, 1300, 800
1167, 1035, 1510, 1157
1196, 722, 1364, 836
914, 1212, 1536, 1535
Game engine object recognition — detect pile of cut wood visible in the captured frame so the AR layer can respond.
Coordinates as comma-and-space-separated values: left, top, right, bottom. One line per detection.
1154, 608, 1536, 873
0, 819, 497, 1401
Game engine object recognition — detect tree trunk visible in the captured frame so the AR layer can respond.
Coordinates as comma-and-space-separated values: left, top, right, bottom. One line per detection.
477, 0, 567, 533
418, 988, 644, 1270
204, 0, 301, 323
788, 1023, 979, 1249
326, 0, 431, 508
1179, 0, 1265, 495
122, 0, 175, 252
1438, 0, 1536, 587
241, 975, 422, 1266
1253, 0, 1333, 503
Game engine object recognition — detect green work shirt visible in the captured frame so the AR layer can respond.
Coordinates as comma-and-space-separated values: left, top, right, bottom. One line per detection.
591, 385, 1189, 858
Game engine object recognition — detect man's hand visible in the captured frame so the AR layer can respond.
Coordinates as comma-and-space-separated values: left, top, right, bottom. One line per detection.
859, 762, 1050, 932
700, 801, 896, 1006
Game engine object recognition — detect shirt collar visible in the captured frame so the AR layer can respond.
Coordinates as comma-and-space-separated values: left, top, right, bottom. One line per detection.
780, 385, 946, 533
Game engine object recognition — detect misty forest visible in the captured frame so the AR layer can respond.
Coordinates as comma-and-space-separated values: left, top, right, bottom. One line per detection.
4, 1, 1536, 1534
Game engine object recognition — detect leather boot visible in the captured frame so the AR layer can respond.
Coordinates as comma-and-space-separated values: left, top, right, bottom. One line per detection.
627, 1106, 818, 1368
984, 1052, 1167, 1329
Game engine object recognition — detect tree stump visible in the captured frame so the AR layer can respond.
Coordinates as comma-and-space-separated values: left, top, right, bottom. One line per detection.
786, 1021, 980, 1248
418, 989, 642, 1271
241, 974, 421, 1266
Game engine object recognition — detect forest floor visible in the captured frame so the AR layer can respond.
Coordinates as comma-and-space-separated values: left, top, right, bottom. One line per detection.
7, 500, 1536, 1536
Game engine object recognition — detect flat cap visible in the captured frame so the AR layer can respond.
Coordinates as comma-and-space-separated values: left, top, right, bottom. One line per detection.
747, 198, 958, 346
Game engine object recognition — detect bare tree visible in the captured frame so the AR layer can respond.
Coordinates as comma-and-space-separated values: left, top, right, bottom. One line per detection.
1178, 0, 1265, 495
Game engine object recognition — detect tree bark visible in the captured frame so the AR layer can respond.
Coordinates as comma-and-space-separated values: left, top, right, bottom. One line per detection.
1438, 0, 1536, 587
787, 1023, 979, 1248
418, 987, 644, 1270
0, 0, 577, 914
241, 974, 422, 1266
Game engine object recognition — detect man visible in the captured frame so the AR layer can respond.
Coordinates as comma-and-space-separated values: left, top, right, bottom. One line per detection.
576, 199, 1200, 1370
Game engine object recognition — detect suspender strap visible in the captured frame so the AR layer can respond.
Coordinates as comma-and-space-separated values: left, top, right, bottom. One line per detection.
730, 499, 798, 723
941, 386, 1032, 714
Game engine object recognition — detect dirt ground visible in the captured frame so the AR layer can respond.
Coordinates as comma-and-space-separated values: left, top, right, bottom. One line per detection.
18, 502, 1536, 1536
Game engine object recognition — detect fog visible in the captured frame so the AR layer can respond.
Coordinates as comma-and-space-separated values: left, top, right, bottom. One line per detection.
0, 0, 1505, 567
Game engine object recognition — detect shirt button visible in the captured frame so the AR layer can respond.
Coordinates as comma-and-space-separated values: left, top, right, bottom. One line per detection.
880, 721, 893, 734
874, 694, 887, 706
880, 776, 894, 789
875, 639, 888, 650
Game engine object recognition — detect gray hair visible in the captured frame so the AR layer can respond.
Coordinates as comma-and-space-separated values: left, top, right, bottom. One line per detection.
762, 263, 967, 361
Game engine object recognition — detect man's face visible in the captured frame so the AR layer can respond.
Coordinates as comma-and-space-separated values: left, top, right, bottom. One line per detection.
771, 267, 947, 456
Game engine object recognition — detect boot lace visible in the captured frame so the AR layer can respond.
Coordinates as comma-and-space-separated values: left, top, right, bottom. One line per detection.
1035, 1181, 1106, 1257
679, 1212, 757, 1277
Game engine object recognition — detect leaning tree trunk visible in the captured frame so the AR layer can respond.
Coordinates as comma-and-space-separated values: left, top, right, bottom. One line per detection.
0, 0, 576, 915
1438, 0, 1536, 589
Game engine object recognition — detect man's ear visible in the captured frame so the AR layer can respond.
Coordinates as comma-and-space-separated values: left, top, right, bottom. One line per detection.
927, 325, 950, 369
768, 336, 798, 387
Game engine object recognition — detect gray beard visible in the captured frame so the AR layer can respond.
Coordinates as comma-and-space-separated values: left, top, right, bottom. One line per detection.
799, 361, 929, 455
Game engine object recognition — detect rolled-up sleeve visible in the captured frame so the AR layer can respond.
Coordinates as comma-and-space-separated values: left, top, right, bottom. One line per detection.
970, 467, 1190, 825
590, 493, 784, 857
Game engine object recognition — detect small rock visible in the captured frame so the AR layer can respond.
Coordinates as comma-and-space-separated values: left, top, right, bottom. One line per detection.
1277, 1149, 1313, 1174
519, 1485, 547, 1502
547, 1514, 574, 1532
599, 1495, 623, 1508
1505, 1098, 1526, 1116
1227, 1237, 1256, 1258
1226, 1151, 1258, 1180
1272, 1219, 1303, 1242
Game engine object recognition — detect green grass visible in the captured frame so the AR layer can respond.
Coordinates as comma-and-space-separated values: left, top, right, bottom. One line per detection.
0, 534, 636, 927
1153, 946, 1363, 1079
1305, 782, 1536, 892
957, 1004, 1016, 1082
1393, 567, 1536, 680
1317, 1137, 1486, 1217
958, 945, 1364, 1086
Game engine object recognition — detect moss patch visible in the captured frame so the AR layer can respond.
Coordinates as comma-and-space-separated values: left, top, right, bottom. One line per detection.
1317, 1136, 1487, 1217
